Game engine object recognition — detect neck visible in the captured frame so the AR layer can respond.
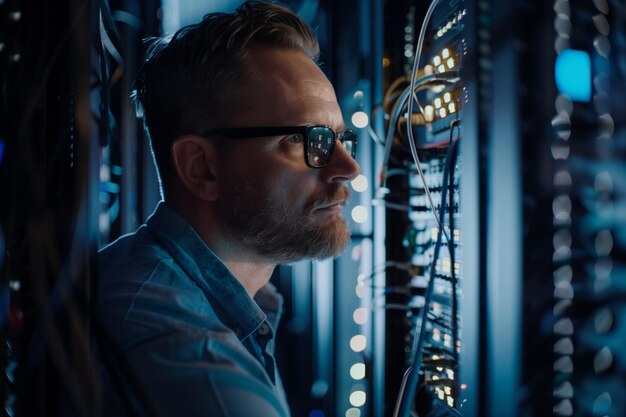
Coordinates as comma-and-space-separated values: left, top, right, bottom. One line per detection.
165, 199, 276, 298
218, 256, 276, 297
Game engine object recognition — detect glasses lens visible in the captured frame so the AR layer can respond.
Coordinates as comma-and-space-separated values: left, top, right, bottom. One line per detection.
340, 129, 357, 158
306, 126, 335, 168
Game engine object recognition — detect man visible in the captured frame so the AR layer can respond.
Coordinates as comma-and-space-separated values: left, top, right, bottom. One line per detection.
97, 1, 360, 416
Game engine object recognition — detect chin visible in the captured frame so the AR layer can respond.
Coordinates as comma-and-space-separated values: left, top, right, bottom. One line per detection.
314, 218, 352, 259
272, 220, 351, 264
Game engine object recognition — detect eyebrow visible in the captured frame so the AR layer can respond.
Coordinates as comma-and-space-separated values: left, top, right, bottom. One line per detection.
202, 125, 351, 139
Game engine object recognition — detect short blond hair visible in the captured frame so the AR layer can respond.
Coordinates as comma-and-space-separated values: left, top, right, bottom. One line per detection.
133, 1, 320, 192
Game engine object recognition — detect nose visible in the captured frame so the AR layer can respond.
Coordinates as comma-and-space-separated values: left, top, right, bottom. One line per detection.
319, 139, 360, 183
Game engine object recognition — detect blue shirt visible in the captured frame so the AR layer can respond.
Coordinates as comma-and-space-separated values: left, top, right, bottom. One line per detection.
97, 202, 291, 417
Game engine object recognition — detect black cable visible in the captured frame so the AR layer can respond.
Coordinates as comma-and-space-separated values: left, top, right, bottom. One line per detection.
89, 4, 162, 417
447, 119, 461, 402
98, 0, 126, 149
395, 138, 459, 417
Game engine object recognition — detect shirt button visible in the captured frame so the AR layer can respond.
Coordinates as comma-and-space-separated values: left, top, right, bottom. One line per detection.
257, 323, 270, 336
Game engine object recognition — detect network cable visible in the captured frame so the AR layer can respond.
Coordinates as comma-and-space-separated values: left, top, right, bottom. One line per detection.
404, 0, 447, 251
381, 71, 459, 187
380, 72, 458, 244
393, 138, 460, 417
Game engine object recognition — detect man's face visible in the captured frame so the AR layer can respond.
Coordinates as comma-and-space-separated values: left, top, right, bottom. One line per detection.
216, 48, 361, 264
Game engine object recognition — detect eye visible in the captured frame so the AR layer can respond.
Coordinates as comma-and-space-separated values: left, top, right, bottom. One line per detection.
287, 134, 304, 144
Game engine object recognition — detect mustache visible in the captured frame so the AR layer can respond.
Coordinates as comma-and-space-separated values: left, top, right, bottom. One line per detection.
308, 186, 351, 213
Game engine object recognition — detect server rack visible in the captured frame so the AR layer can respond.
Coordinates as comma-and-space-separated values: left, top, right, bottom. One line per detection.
375, 1, 626, 417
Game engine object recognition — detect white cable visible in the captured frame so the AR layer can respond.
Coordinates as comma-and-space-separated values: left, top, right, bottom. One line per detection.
410, 0, 443, 116
393, 2, 446, 417
392, 366, 414, 417
368, 125, 384, 146
380, 72, 458, 189
405, 0, 449, 245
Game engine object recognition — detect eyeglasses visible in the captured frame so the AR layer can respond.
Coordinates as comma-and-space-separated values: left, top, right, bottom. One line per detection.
203, 125, 357, 169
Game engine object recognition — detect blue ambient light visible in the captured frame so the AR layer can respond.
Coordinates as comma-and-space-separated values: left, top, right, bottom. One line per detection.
555, 49, 592, 102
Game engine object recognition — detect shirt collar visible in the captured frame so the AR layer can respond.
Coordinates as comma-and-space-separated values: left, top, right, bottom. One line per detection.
254, 282, 284, 335
145, 202, 283, 340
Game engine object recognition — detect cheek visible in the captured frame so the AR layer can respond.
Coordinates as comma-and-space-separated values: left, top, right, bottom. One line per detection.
267, 171, 317, 210
227, 143, 319, 209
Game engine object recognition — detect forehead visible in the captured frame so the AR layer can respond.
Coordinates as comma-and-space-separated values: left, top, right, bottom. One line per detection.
234, 48, 343, 128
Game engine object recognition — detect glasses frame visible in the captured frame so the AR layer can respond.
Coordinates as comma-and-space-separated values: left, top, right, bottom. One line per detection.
202, 125, 357, 169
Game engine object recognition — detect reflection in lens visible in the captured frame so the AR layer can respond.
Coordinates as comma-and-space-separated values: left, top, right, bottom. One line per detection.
341, 130, 357, 158
307, 126, 334, 167
305, 127, 357, 167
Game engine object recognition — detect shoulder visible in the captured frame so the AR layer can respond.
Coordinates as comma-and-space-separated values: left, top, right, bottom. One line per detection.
97, 227, 217, 347
99, 225, 165, 277
96, 216, 290, 416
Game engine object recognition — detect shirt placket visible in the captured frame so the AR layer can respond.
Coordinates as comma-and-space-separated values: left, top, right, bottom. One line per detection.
252, 321, 276, 384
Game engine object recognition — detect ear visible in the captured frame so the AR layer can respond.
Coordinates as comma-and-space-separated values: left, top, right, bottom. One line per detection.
171, 135, 219, 202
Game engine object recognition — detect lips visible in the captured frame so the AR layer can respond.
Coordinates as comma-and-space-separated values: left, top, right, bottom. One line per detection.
310, 186, 350, 213
315, 201, 345, 210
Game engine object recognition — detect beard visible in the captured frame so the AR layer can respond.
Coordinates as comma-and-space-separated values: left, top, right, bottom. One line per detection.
218, 173, 351, 264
